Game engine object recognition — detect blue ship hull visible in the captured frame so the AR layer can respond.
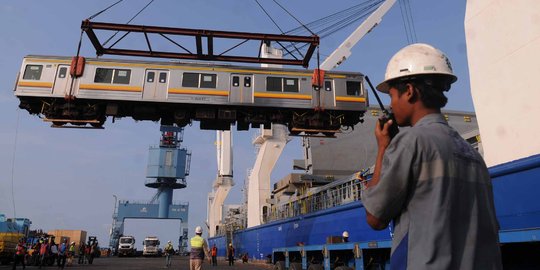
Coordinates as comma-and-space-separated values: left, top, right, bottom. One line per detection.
209, 154, 540, 260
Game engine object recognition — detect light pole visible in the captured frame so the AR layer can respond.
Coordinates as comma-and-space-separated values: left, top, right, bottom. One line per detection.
111, 194, 118, 253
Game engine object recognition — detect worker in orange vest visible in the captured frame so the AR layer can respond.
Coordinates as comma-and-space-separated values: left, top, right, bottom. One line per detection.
210, 244, 218, 266
12, 238, 26, 270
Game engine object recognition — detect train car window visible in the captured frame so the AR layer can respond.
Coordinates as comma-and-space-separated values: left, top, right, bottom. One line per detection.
283, 78, 299, 92
266, 77, 282, 92
147, 72, 155, 83
58, 67, 68, 79
159, 72, 167, 83
346, 81, 361, 96
324, 81, 332, 91
23, 65, 43, 80
113, 69, 131, 84
182, 73, 199, 87
232, 76, 240, 87
244, 77, 251, 87
200, 74, 217, 88
94, 68, 114, 83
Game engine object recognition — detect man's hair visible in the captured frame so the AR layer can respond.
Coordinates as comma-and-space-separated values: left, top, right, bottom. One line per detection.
389, 75, 452, 109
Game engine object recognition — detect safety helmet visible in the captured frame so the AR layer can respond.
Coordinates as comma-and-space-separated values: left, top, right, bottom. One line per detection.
377, 43, 457, 93
229, 243, 232, 246
342, 231, 349, 238
168, 240, 171, 243
195, 226, 203, 234
71, 241, 75, 245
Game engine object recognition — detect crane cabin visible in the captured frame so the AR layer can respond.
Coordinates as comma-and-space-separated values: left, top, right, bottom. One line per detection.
14, 55, 367, 135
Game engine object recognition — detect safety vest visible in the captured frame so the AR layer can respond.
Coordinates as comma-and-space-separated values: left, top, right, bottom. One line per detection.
190, 235, 205, 259
211, 246, 217, 256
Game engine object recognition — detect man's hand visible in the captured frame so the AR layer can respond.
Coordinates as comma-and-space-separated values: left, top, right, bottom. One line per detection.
375, 118, 393, 150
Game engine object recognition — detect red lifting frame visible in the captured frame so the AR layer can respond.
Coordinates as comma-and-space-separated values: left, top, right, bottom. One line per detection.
81, 20, 319, 68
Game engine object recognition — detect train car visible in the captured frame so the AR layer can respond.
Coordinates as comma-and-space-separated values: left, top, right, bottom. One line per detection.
14, 55, 368, 135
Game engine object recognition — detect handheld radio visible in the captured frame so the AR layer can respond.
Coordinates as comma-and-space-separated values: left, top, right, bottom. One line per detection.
365, 76, 399, 138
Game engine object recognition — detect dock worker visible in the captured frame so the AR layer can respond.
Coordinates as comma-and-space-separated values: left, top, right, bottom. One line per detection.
164, 240, 174, 268
226, 243, 235, 266
210, 243, 218, 266
361, 43, 502, 269
342, 231, 349, 243
190, 226, 210, 270
12, 238, 26, 270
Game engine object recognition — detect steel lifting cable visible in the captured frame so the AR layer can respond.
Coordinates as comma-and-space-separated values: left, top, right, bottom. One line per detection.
398, 0, 417, 44
86, 0, 124, 21
103, 0, 156, 47
281, 0, 382, 56
254, 0, 305, 60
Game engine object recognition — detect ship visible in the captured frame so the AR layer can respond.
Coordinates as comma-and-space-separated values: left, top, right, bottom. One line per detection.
208, 1, 540, 268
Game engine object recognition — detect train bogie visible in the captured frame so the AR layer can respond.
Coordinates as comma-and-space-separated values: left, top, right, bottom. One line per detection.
14, 55, 367, 135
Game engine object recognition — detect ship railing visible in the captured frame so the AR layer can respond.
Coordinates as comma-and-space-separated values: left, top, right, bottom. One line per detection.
264, 176, 364, 222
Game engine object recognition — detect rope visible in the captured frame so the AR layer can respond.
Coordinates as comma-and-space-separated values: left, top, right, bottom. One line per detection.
10, 108, 21, 219
86, 0, 124, 20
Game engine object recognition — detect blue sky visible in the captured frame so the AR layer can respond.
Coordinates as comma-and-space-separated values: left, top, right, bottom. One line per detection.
0, 0, 469, 249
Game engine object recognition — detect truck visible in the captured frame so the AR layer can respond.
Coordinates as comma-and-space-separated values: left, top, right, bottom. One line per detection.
143, 236, 160, 257
117, 236, 136, 257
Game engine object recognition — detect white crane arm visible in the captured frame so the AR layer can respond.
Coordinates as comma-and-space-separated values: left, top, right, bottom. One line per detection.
320, 0, 397, 71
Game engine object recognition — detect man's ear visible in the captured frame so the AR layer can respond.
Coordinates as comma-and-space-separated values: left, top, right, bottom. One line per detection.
406, 83, 419, 103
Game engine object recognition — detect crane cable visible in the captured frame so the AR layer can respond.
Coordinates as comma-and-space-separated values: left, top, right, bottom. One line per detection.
103, 0, 156, 47
266, 1, 325, 108
86, 0, 124, 21
9, 109, 21, 220
398, 0, 417, 44
254, 0, 305, 60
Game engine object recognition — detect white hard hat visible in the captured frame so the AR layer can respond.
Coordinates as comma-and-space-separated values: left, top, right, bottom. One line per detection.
377, 43, 457, 93
342, 231, 349, 238
195, 226, 203, 234
168, 240, 171, 243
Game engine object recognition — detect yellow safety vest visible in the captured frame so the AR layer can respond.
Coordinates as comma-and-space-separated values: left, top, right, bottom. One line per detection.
190, 235, 206, 259
190, 235, 204, 248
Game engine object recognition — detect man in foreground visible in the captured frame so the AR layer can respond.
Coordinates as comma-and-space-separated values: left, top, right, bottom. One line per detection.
361, 43, 502, 269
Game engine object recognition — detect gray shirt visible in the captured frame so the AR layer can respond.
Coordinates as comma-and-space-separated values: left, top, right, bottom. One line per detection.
361, 114, 502, 270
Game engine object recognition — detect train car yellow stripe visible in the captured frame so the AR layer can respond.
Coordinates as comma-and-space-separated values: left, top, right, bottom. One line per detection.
335, 96, 367, 102
168, 88, 229, 96
254, 92, 312, 100
17, 81, 53, 88
79, 84, 142, 92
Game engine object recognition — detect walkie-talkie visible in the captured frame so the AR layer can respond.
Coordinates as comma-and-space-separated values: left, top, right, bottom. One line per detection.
365, 76, 399, 139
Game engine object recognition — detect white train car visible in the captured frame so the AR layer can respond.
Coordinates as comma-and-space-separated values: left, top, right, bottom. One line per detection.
14, 55, 367, 134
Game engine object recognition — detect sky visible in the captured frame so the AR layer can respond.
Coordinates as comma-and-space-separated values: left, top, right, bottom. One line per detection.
0, 0, 470, 250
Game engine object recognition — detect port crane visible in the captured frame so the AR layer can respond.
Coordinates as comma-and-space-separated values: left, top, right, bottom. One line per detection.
244, 0, 398, 228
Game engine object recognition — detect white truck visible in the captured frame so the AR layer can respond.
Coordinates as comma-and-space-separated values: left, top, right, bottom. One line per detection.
117, 236, 136, 257
143, 236, 161, 257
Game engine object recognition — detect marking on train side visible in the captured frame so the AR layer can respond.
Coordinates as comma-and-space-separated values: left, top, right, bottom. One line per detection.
335, 96, 367, 102
168, 88, 229, 96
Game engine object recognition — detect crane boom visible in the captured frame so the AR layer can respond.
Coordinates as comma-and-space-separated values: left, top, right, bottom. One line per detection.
320, 0, 397, 71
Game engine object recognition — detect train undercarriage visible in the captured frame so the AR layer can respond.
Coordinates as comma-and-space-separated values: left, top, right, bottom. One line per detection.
18, 97, 364, 136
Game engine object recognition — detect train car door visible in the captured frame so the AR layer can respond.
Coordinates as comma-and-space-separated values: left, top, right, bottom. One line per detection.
229, 74, 253, 103
143, 70, 169, 100
312, 80, 335, 109
52, 65, 70, 96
